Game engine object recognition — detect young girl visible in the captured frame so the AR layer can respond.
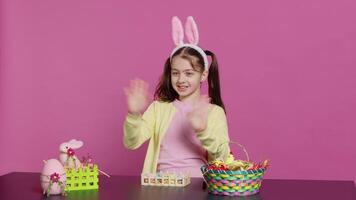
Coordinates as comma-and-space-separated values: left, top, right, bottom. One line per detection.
123, 16, 230, 177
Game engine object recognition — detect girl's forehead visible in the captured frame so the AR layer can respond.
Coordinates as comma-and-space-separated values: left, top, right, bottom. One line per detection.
171, 57, 194, 70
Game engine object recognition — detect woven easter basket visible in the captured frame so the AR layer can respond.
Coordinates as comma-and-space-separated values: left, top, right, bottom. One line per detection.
201, 142, 268, 196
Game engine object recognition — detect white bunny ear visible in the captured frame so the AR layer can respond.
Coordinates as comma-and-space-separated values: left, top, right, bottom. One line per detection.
68, 139, 83, 149
185, 16, 199, 45
172, 16, 184, 46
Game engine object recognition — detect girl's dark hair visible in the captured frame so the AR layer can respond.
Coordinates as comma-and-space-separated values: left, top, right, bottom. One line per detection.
154, 47, 225, 112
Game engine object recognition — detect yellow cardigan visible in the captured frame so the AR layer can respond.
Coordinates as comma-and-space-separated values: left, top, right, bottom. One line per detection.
123, 100, 230, 173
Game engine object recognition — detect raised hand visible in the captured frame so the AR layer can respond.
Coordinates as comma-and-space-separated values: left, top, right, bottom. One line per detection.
124, 78, 150, 115
187, 95, 211, 132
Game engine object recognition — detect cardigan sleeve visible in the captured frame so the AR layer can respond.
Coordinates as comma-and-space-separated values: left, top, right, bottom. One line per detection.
196, 105, 230, 162
123, 101, 156, 150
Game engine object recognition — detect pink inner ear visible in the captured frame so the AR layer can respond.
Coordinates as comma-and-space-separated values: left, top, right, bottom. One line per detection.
172, 16, 184, 46
185, 16, 199, 45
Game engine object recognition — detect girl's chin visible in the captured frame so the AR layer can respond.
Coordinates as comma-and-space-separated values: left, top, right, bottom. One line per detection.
176, 92, 187, 98
178, 92, 193, 100
175, 88, 188, 95
176, 89, 190, 95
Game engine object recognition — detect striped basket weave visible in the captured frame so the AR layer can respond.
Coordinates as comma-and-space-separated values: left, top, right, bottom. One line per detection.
201, 142, 267, 196
201, 166, 266, 196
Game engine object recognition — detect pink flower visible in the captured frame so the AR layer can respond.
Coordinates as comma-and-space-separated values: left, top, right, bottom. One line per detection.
67, 148, 75, 156
81, 154, 93, 167
50, 173, 60, 183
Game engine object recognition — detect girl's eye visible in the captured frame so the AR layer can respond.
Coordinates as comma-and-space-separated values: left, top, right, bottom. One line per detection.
171, 72, 179, 76
186, 72, 194, 76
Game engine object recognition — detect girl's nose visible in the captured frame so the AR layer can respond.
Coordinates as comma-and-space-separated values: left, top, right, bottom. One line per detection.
177, 75, 186, 83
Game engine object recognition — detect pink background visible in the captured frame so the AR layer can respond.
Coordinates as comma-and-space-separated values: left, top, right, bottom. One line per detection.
1, 0, 355, 183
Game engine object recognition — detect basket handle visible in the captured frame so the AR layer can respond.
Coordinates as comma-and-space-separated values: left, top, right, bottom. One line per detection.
216, 141, 250, 162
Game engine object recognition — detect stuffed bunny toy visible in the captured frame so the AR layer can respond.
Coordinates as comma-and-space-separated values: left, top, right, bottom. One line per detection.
59, 139, 83, 169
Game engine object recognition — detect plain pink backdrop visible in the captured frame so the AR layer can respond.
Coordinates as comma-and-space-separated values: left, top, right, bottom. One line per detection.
1, 0, 355, 183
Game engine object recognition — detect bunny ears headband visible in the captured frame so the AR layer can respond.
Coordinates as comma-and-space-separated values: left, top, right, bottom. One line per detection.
170, 16, 209, 71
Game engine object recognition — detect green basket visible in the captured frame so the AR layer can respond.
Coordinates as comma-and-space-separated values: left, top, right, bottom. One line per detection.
65, 164, 99, 191
201, 142, 267, 196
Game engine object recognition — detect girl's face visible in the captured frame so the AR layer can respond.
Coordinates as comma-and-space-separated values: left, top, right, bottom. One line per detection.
171, 56, 208, 102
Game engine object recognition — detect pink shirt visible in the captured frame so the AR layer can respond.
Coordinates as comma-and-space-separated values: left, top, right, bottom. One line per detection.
156, 99, 207, 177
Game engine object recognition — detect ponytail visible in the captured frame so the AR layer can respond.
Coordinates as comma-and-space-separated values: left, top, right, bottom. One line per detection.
205, 50, 226, 112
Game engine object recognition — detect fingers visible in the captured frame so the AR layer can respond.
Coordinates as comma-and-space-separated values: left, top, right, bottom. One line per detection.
124, 87, 130, 96
125, 78, 149, 96
132, 78, 148, 88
